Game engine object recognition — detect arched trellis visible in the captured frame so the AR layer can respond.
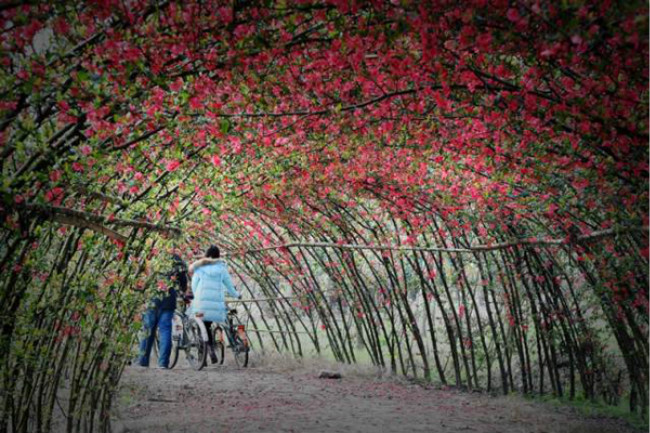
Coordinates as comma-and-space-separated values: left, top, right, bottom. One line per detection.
214, 208, 647, 405
0, 1, 647, 432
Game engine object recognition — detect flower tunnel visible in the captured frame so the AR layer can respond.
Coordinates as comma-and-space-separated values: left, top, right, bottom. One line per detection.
0, 1, 647, 431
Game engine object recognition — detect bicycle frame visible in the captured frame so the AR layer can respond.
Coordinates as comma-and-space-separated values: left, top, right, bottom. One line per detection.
169, 301, 209, 370
217, 314, 248, 348
174, 302, 209, 345
190, 311, 210, 342
212, 308, 250, 367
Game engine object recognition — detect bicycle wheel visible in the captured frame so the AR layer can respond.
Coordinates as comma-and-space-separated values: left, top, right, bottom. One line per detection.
184, 317, 207, 371
213, 326, 225, 365
230, 317, 250, 368
233, 335, 249, 368
168, 312, 183, 369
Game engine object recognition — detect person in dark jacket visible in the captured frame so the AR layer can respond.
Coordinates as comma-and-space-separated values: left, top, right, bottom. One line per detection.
138, 254, 188, 368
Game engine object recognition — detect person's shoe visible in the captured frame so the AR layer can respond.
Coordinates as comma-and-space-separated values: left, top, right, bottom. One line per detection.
154, 365, 168, 369
210, 352, 218, 364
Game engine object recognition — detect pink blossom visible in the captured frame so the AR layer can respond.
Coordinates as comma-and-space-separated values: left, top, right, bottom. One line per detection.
506, 8, 520, 22
166, 160, 181, 171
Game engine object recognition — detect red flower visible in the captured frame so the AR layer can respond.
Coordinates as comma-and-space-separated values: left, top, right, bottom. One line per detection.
45, 187, 64, 203
166, 160, 181, 171
506, 8, 520, 22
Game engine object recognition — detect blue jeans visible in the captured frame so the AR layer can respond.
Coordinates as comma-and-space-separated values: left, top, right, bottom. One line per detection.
138, 308, 174, 368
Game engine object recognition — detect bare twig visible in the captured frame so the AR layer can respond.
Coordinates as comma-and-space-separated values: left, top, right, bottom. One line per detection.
13, 203, 182, 237
227, 226, 649, 255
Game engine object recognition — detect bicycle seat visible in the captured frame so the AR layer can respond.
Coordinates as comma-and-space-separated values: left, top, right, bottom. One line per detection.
228, 308, 238, 315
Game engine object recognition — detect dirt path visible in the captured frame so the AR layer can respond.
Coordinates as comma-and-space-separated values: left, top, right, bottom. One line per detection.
114, 359, 640, 433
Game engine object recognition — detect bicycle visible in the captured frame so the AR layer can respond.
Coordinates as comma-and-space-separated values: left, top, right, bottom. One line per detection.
167, 298, 209, 370
209, 307, 251, 368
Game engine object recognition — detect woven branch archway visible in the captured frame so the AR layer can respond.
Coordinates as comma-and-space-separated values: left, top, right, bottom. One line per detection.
0, 1, 647, 432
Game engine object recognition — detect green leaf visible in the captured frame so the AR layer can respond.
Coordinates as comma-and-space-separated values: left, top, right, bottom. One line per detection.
220, 119, 231, 134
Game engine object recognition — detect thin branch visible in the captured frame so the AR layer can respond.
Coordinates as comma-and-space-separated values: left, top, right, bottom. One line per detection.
209, 88, 419, 118
52, 214, 128, 243
111, 124, 167, 151
227, 296, 298, 303
227, 226, 649, 255
14, 203, 182, 236
71, 184, 128, 206
246, 328, 310, 335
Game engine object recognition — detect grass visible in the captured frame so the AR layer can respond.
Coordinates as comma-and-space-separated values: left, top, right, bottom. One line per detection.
529, 393, 648, 431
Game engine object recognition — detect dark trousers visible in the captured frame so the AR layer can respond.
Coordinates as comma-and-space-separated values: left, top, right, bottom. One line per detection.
139, 308, 173, 367
204, 320, 215, 349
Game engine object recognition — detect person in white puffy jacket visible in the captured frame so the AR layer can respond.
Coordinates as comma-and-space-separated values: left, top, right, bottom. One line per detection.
189, 245, 241, 363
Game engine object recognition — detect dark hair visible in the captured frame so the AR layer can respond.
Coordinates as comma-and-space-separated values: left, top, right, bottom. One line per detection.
171, 253, 183, 263
205, 245, 220, 259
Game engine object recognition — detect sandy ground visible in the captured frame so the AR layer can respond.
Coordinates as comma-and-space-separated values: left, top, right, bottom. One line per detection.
113, 355, 641, 433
